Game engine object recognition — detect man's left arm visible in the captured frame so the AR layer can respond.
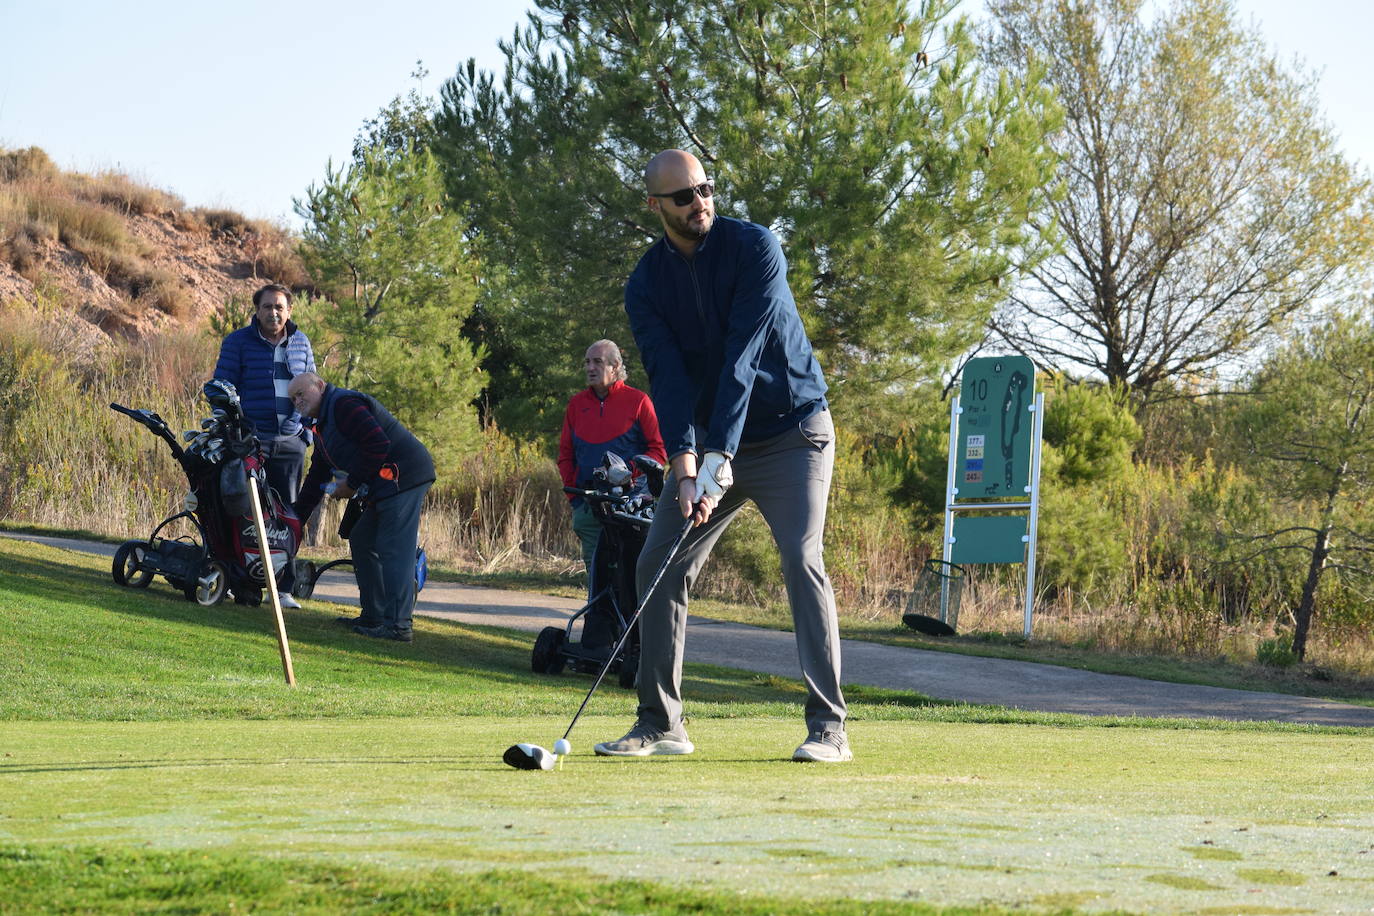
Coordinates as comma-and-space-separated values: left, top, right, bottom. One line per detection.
706, 231, 789, 456
293, 449, 333, 521
334, 396, 392, 491
291, 333, 317, 442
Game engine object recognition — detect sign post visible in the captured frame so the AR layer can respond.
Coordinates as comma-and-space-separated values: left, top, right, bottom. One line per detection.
940, 356, 1044, 637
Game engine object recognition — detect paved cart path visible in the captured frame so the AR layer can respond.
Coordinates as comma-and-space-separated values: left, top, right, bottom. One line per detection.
11, 532, 1374, 728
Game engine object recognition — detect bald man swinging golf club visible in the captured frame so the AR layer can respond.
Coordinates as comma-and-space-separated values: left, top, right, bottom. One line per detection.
593, 149, 850, 763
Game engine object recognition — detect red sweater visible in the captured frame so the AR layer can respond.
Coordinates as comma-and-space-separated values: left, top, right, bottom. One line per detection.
558, 381, 666, 501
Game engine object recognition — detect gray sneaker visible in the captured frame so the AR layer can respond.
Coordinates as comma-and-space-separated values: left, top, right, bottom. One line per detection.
792, 729, 852, 762
594, 722, 694, 757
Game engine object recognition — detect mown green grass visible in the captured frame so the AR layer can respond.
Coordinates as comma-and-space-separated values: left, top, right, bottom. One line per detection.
0, 844, 1021, 916
5, 536, 1374, 914
0, 536, 1358, 733
9, 520, 1372, 707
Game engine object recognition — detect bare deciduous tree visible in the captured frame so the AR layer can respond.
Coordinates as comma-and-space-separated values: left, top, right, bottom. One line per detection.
983, 0, 1374, 401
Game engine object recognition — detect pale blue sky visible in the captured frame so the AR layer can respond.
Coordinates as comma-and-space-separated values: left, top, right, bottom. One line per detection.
1, 1, 1368, 225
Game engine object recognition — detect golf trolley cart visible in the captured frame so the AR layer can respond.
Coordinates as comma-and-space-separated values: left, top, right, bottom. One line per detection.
532, 452, 664, 689
109, 379, 307, 607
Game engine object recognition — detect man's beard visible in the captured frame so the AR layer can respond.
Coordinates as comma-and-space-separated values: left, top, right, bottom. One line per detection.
666, 207, 713, 241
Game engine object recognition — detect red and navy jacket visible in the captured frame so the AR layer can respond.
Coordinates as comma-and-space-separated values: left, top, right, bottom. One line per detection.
558, 381, 666, 506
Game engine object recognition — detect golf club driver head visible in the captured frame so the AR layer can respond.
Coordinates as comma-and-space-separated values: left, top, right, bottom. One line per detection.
503, 742, 556, 771
501, 515, 694, 773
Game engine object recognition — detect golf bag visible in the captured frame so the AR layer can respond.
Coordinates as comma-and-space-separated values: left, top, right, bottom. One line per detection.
531, 451, 664, 689
109, 379, 305, 607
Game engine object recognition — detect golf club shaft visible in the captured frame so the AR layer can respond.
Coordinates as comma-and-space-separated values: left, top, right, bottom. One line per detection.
560, 514, 695, 741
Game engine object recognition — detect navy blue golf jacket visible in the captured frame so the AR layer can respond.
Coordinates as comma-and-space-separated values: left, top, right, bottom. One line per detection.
624, 216, 827, 459
214, 317, 315, 442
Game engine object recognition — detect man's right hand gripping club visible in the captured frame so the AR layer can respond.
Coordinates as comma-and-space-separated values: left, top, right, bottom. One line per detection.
675, 451, 733, 526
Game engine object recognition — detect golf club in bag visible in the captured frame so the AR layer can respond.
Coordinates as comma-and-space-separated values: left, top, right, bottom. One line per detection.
532, 451, 663, 688
109, 380, 305, 607
503, 512, 695, 771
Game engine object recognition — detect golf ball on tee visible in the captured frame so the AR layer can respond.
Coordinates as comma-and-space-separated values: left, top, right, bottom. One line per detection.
553, 739, 571, 756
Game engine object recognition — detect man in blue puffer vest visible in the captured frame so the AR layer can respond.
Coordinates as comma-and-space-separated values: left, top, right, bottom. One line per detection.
594, 149, 850, 763
288, 372, 435, 643
215, 283, 316, 608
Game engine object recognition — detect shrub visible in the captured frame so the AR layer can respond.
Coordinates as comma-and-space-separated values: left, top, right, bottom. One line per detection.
171, 209, 208, 233
1257, 634, 1298, 668
0, 146, 57, 182
0, 223, 42, 280
206, 295, 254, 341
253, 237, 310, 289
197, 208, 254, 240
75, 170, 183, 216
33, 192, 132, 256
1041, 381, 1140, 485
139, 269, 192, 319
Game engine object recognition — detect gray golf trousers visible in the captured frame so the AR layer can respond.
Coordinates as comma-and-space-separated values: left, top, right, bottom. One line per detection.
634, 409, 846, 735
349, 481, 431, 629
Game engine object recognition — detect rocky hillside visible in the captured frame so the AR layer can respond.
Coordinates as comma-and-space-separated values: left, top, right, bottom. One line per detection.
0, 146, 307, 357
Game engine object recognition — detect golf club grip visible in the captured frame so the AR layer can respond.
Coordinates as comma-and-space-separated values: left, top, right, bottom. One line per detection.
560, 514, 696, 741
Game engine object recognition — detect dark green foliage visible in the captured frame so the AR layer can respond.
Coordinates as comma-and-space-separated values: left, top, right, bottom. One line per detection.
433, 0, 1062, 438
351, 63, 439, 165
1256, 634, 1298, 669
1041, 381, 1139, 486
297, 142, 488, 473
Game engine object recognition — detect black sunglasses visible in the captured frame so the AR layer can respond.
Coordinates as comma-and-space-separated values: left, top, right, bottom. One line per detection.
650, 180, 714, 207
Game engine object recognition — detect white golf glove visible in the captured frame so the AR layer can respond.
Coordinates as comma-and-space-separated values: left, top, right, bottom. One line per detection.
698, 451, 733, 507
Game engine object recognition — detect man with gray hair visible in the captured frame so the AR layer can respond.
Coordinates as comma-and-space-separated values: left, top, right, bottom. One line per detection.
557, 339, 666, 574
595, 148, 850, 763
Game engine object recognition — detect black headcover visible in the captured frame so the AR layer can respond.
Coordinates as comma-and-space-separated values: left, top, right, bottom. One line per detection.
631, 454, 665, 497
219, 458, 252, 518
202, 378, 242, 415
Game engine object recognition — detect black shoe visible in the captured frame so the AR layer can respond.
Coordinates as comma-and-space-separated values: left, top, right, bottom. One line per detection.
335, 615, 381, 627
352, 623, 413, 643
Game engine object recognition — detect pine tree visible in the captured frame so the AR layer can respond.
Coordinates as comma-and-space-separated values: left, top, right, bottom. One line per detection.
296, 142, 487, 473
433, 0, 1061, 437
984, 0, 1374, 401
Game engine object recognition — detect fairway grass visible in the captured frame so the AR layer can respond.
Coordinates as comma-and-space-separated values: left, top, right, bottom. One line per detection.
5, 718, 1374, 914
4, 537, 1374, 914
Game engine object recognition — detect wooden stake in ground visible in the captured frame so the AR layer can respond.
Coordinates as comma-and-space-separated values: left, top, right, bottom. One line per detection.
247, 477, 296, 686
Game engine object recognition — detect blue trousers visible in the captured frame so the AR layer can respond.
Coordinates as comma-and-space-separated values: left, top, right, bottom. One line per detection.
349, 482, 430, 629
263, 435, 307, 505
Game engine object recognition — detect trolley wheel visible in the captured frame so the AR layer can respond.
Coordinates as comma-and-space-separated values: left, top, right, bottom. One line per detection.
617, 652, 639, 690
532, 626, 567, 674
112, 541, 154, 588
291, 559, 317, 599
184, 559, 228, 606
